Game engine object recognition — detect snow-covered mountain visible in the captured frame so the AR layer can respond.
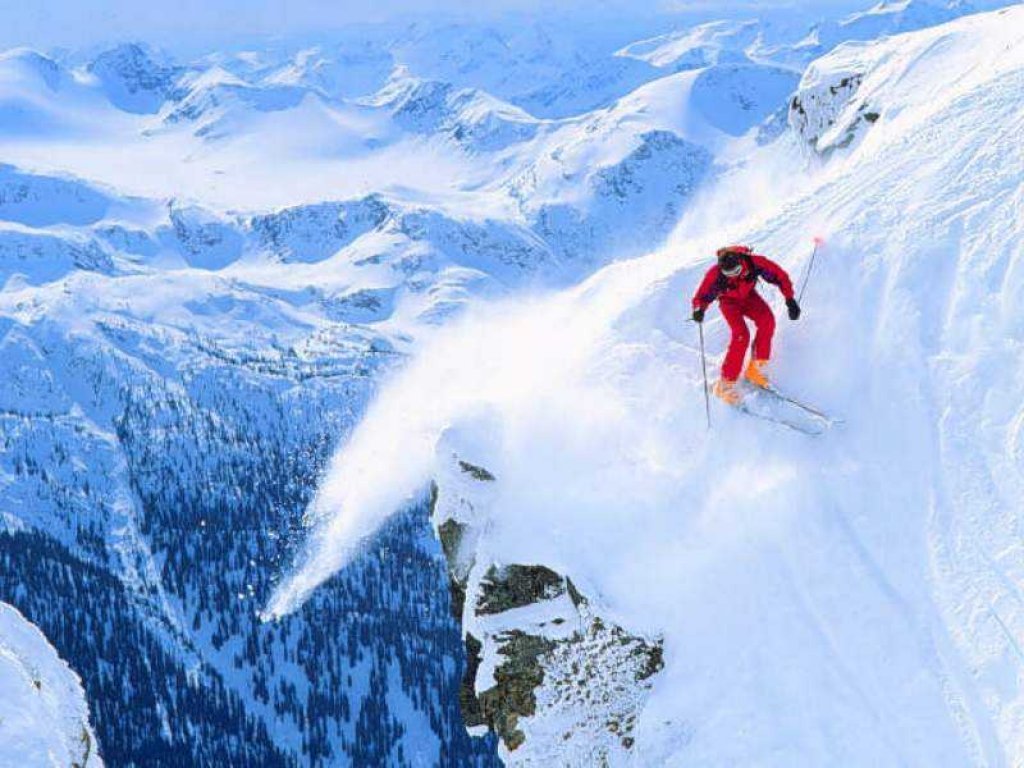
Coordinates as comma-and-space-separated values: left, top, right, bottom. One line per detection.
1, 1, 1020, 765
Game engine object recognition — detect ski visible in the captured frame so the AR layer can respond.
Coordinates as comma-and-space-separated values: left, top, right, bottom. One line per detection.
755, 384, 840, 425
736, 401, 826, 436
729, 382, 840, 436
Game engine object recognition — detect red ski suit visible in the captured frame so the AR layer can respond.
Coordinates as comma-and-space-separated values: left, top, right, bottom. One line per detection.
692, 253, 795, 381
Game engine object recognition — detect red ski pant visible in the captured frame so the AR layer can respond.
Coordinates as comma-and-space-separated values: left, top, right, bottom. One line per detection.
718, 292, 775, 381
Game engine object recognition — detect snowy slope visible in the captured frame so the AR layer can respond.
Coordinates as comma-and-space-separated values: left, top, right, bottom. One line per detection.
271, 6, 1024, 765
0, 601, 102, 766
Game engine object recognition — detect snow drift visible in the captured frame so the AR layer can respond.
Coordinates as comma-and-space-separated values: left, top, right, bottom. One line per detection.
270, 7, 1024, 764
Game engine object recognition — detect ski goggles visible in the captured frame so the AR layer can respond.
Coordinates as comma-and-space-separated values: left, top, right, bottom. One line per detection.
719, 254, 743, 276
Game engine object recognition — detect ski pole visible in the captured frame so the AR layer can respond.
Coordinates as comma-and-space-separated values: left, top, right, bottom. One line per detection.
797, 237, 824, 304
698, 321, 711, 430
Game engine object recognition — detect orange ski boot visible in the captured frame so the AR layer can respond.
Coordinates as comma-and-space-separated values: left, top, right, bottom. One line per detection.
713, 378, 742, 406
744, 358, 771, 389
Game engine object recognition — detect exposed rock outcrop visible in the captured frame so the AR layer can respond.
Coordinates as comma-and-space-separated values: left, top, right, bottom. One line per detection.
431, 440, 664, 765
788, 40, 888, 157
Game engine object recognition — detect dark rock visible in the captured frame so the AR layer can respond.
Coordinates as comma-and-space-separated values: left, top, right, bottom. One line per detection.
477, 630, 557, 751
460, 633, 488, 728
477, 564, 566, 615
458, 460, 496, 482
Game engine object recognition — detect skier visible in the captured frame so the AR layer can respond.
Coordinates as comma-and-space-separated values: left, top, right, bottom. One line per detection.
691, 245, 801, 405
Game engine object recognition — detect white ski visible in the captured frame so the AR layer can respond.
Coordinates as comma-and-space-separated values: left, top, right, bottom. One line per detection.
734, 384, 840, 436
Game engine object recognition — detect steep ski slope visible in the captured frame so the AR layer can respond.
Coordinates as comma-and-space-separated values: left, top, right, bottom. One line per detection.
0, 601, 102, 766
272, 7, 1024, 764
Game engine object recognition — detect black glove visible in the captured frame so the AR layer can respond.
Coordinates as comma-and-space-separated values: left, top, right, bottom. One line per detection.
692, 307, 705, 323
786, 298, 801, 320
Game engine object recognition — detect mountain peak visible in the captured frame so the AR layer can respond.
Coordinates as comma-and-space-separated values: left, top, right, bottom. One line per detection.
86, 41, 181, 113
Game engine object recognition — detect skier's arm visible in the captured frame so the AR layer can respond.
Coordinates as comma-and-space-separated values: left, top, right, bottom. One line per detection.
752, 255, 795, 300
692, 266, 721, 311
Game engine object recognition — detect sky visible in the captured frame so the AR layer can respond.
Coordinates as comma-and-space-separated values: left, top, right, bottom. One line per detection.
0, 0, 875, 54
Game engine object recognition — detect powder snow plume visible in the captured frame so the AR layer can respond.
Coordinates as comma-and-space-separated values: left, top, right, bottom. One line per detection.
264, 143, 820, 620
264, 255, 676, 619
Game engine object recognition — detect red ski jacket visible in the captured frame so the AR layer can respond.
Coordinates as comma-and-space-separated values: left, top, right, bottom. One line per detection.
692, 251, 795, 311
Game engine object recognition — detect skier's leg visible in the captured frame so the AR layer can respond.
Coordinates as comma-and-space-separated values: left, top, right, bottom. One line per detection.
719, 300, 749, 381
743, 292, 775, 388
745, 292, 776, 361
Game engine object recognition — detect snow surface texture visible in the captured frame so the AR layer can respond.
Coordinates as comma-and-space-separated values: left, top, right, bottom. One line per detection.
0, 601, 102, 766
274, 6, 1024, 765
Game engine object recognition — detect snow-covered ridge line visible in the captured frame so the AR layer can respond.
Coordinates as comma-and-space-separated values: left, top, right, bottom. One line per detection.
7, 2, 1008, 212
